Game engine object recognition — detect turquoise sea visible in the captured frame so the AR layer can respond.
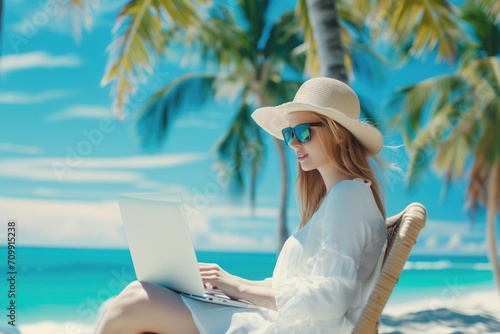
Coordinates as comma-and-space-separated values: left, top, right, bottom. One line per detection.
1, 246, 495, 328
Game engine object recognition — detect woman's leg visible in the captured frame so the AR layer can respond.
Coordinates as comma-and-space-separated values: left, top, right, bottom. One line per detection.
96, 281, 200, 334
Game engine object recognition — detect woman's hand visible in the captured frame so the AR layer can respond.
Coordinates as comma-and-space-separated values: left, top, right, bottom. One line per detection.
199, 263, 277, 309
198, 263, 242, 300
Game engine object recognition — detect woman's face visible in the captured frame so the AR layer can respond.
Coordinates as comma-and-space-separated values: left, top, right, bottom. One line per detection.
286, 111, 330, 172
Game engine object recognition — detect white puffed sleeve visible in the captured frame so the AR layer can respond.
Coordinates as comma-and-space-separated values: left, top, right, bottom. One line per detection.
273, 181, 369, 326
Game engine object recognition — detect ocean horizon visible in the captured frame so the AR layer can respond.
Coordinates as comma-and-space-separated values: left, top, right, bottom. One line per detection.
2, 245, 496, 330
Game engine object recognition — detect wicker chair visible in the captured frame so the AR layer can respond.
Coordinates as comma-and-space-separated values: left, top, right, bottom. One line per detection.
352, 202, 427, 334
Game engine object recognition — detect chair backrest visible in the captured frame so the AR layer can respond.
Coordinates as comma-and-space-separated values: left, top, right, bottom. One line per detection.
352, 202, 427, 334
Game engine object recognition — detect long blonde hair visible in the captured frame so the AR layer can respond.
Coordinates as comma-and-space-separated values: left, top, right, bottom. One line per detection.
296, 112, 387, 228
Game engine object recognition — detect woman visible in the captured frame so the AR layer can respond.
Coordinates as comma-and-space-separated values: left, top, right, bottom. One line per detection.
96, 77, 388, 334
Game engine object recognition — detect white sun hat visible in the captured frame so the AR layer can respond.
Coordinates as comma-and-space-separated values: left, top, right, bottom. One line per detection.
251, 77, 383, 155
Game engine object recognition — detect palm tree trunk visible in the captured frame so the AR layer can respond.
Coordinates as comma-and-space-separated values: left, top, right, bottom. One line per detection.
487, 166, 500, 298
305, 0, 347, 82
274, 137, 289, 252
256, 90, 289, 253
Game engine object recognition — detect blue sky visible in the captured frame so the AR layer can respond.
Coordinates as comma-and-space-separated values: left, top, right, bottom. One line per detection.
0, 0, 496, 254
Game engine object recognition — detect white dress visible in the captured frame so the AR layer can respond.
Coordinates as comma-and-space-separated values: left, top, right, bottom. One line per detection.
181, 178, 387, 333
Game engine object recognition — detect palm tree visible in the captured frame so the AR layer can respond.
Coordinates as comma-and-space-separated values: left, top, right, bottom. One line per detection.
296, 0, 463, 75
295, 0, 464, 134
298, 0, 347, 81
296, 0, 391, 125
106, 0, 305, 252
390, 4, 500, 296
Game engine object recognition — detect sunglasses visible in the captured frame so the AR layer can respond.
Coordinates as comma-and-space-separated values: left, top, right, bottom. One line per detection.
281, 122, 324, 147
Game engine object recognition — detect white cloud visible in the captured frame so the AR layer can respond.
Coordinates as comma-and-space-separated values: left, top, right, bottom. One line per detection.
186, 204, 281, 234
79, 153, 208, 169
0, 196, 280, 251
0, 161, 142, 183
418, 219, 484, 238
423, 220, 478, 231
460, 240, 487, 253
446, 233, 462, 249
424, 235, 438, 248
8, 187, 122, 200
0, 153, 208, 183
0, 197, 126, 248
0, 142, 42, 155
45, 105, 114, 122
6, 2, 106, 43
185, 203, 281, 251
0, 90, 76, 104
9, 185, 193, 200
0, 51, 83, 75
410, 219, 489, 255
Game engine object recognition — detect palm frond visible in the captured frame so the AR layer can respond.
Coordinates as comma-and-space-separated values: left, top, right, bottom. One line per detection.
464, 113, 500, 216
348, 40, 389, 83
102, 0, 203, 118
433, 100, 479, 184
183, 6, 249, 68
403, 100, 457, 188
213, 99, 265, 209
461, 4, 500, 57
396, 55, 500, 193
237, 0, 270, 54
135, 73, 218, 148
336, 1, 390, 84
391, 75, 473, 189
460, 57, 500, 109
358, 94, 380, 129
390, 74, 465, 135
51, 0, 100, 42
475, 0, 500, 24
263, 11, 305, 74
264, 79, 303, 107
466, 151, 487, 216
294, 0, 320, 75
374, 0, 463, 61
476, 105, 500, 166
337, 0, 367, 29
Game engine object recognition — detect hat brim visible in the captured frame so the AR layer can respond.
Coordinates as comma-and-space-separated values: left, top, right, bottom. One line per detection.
251, 101, 383, 155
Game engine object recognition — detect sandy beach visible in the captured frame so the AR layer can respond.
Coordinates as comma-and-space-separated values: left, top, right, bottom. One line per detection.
381, 290, 500, 333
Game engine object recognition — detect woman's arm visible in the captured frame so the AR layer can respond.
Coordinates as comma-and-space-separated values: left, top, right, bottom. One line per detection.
199, 263, 276, 310
236, 276, 272, 287
229, 275, 276, 309
273, 181, 375, 323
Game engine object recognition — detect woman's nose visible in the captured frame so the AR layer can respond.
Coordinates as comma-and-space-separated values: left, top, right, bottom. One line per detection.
290, 135, 301, 148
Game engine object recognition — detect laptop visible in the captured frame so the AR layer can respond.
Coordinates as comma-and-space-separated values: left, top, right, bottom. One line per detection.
117, 192, 257, 309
